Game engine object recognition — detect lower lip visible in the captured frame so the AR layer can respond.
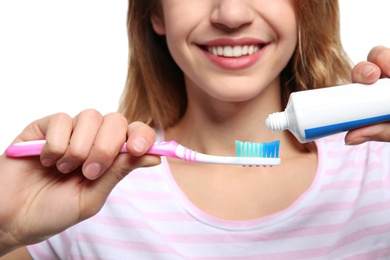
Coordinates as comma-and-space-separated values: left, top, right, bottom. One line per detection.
201, 45, 267, 70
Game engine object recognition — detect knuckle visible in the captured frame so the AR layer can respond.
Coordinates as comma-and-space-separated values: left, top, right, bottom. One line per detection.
381, 125, 390, 141
128, 121, 155, 135
51, 112, 73, 126
66, 146, 90, 160
368, 45, 387, 62
45, 143, 67, 156
79, 109, 103, 122
54, 112, 72, 120
367, 123, 390, 142
92, 144, 118, 159
105, 112, 128, 127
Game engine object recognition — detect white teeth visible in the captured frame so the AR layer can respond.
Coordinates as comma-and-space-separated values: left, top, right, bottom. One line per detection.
207, 45, 261, 57
242, 45, 248, 55
248, 45, 254, 55
224, 46, 233, 57
217, 46, 223, 56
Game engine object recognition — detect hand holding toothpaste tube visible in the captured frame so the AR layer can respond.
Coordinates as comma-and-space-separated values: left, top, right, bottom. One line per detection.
346, 45, 390, 145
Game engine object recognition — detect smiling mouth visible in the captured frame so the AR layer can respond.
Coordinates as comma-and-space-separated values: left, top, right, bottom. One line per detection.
204, 44, 265, 58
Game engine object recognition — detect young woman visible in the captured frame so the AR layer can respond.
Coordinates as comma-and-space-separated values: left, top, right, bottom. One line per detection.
1, 0, 390, 258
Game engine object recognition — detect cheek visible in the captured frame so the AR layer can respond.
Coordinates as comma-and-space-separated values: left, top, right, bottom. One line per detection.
162, 6, 205, 72
272, 8, 298, 55
266, 1, 298, 43
162, 2, 204, 35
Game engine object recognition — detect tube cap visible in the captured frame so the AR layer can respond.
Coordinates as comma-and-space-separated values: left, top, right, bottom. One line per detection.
265, 112, 288, 132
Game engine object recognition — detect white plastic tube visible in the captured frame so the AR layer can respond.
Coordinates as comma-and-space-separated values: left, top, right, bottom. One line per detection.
265, 78, 390, 143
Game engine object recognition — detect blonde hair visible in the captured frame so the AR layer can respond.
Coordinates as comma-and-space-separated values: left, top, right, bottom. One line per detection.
119, 0, 352, 128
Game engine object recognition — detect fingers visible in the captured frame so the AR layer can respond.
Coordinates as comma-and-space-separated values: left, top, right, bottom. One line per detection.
367, 45, 390, 78
54, 110, 104, 172
49, 110, 129, 180
16, 112, 74, 167
345, 122, 390, 145
351, 45, 390, 83
78, 119, 158, 180
348, 46, 390, 146
79, 112, 128, 179
351, 61, 381, 84
12, 109, 159, 181
126, 121, 157, 155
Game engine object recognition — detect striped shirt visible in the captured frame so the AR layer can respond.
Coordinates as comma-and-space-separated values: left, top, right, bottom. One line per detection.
27, 133, 390, 259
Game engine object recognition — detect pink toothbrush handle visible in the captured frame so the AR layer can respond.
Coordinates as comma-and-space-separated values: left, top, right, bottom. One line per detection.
5, 140, 182, 159
5, 140, 46, 157
147, 140, 181, 159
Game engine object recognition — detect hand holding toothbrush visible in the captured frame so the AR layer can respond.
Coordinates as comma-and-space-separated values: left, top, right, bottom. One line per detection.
0, 108, 280, 256
0, 110, 160, 255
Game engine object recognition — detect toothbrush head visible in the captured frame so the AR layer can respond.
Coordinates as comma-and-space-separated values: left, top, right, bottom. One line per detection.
148, 140, 281, 166
235, 140, 281, 167
235, 140, 280, 158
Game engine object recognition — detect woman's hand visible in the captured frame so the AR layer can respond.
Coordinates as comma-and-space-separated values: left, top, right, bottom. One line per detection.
345, 45, 390, 145
0, 110, 160, 255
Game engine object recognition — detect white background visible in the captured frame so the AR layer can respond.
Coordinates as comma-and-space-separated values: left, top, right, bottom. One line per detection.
1, 1, 390, 153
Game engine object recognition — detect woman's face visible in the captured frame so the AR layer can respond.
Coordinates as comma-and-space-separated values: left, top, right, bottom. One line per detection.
151, 0, 297, 103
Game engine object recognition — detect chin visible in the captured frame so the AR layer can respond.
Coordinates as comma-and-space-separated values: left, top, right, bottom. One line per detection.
210, 89, 266, 103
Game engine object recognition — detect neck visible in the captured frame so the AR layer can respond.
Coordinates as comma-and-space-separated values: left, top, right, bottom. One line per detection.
165, 77, 306, 157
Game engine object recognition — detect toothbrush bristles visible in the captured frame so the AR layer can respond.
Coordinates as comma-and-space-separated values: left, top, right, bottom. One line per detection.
235, 140, 280, 166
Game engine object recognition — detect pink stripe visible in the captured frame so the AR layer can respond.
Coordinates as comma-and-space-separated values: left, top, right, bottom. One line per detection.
107, 191, 174, 204
299, 197, 390, 217
27, 233, 72, 258
353, 201, 390, 216
321, 179, 385, 191
326, 144, 367, 157
236, 223, 390, 260
106, 195, 132, 206
128, 171, 164, 181
161, 201, 390, 244
137, 212, 196, 221
160, 224, 342, 244
105, 196, 196, 222
92, 215, 152, 229
116, 185, 176, 201
75, 233, 181, 256
71, 255, 111, 260
321, 180, 363, 190
71, 222, 390, 260
326, 162, 383, 175
298, 201, 356, 216
344, 247, 390, 260
123, 191, 175, 200
92, 213, 195, 229
58, 232, 72, 252
27, 245, 52, 259
323, 223, 390, 256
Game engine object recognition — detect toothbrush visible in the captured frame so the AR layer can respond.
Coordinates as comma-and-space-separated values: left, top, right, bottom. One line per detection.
5, 139, 281, 166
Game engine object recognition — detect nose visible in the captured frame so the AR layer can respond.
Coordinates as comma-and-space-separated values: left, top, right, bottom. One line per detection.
211, 0, 255, 30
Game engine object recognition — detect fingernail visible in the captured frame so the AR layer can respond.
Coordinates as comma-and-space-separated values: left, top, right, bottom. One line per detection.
132, 137, 147, 153
58, 162, 75, 173
84, 162, 102, 179
42, 158, 54, 167
362, 65, 376, 78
